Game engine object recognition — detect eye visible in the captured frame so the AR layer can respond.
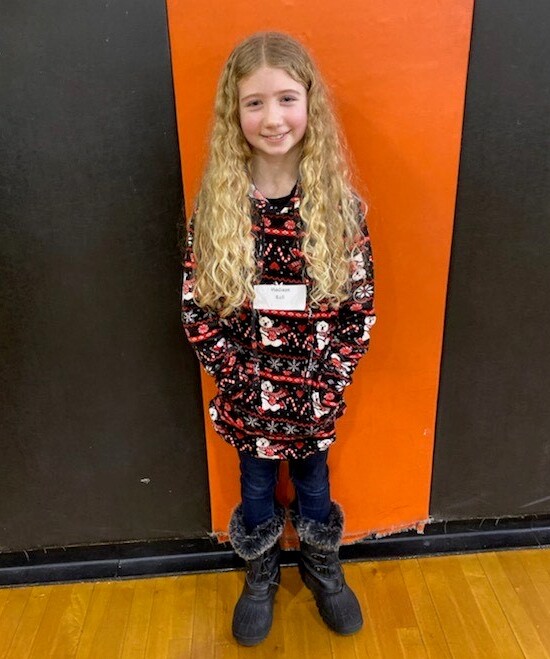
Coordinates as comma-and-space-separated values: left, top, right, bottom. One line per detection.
244, 99, 261, 108
281, 96, 297, 103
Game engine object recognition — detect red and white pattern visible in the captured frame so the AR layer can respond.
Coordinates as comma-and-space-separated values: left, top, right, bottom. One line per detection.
181, 183, 376, 459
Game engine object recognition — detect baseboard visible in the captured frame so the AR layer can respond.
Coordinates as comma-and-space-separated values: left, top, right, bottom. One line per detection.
1, 515, 549, 587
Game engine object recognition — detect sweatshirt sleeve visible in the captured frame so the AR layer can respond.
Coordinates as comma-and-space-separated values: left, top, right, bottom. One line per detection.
318, 204, 376, 392
180, 213, 239, 382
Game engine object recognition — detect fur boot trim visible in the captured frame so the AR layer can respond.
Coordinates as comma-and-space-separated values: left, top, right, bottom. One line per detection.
290, 501, 344, 552
229, 503, 286, 561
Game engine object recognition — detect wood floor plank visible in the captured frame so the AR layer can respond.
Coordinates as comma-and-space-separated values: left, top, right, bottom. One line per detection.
532, 546, 550, 574
517, 548, 550, 617
3, 548, 550, 657
419, 554, 501, 658
328, 563, 371, 659
189, 572, 218, 658
496, 550, 550, 650
4, 586, 51, 659
16, 584, 75, 659
417, 556, 476, 658
214, 571, 238, 651
214, 570, 240, 659
457, 553, 524, 658
168, 635, 193, 658
0, 586, 13, 616
215, 640, 239, 659
83, 579, 135, 659
171, 574, 199, 642
354, 562, 390, 659
365, 557, 427, 659
23, 583, 86, 658
478, 551, 549, 659
398, 558, 452, 658
144, 576, 181, 658
397, 626, 428, 658
374, 560, 419, 629
281, 565, 333, 659
0, 586, 33, 657
73, 581, 115, 659
142, 574, 199, 658
120, 577, 156, 659
358, 560, 411, 658
328, 626, 366, 659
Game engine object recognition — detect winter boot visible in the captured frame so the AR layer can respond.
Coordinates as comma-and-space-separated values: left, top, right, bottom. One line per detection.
290, 501, 363, 635
228, 503, 286, 646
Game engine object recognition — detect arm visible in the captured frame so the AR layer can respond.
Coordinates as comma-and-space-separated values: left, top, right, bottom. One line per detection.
318, 206, 376, 392
180, 213, 239, 382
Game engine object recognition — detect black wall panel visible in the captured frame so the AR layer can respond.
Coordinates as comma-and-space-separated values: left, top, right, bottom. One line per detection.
431, 1, 550, 519
0, 2, 211, 550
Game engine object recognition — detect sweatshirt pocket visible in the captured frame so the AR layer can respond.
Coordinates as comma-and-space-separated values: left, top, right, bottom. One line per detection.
216, 351, 260, 402
309, 369, 347, 426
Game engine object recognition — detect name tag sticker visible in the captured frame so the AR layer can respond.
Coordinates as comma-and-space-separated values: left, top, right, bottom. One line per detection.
253, 284, 307, 311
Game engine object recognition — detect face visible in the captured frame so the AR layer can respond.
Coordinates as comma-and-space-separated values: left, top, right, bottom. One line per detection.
238, 66, 308, 164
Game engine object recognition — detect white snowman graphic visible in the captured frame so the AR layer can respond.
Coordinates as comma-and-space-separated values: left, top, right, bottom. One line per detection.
327, 352, 353, 379
362, 315, 377, 341
312, 391, 331, 418
351, 251, 366, 281
259, 315, 287, 347
212, 336, 226, 356
256, 437, 280, 459
181, 273, 194, 301
260, 380, 286, 412
317, 438, 332, 450
315, 320, 330, 351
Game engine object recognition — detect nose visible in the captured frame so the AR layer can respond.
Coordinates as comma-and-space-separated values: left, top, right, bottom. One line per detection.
264, 101, 283, 127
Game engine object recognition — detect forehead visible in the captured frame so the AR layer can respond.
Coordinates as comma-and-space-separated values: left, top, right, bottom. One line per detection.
238, 66, 306, 98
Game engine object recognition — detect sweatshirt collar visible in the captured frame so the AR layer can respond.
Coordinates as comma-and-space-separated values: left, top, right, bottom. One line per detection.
248, 180, 302, 212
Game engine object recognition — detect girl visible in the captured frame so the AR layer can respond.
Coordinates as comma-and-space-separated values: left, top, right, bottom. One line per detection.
181, 32, 376, 646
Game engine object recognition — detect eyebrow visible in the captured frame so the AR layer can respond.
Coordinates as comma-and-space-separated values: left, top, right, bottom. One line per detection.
240, 88, 303, 101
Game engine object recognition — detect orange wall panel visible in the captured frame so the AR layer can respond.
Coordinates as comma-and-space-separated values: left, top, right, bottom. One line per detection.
167, 1, 474, 540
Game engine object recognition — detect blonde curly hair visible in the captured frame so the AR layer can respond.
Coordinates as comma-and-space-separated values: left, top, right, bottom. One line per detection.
190, 31, 366, 317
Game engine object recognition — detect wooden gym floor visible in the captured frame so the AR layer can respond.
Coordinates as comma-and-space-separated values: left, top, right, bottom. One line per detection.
1, 547, 550, 658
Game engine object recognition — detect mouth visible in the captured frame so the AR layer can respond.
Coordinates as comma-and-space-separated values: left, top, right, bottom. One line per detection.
261, 132, 289, 142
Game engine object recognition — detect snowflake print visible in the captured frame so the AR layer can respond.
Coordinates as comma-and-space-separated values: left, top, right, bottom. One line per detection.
265, 421, 279, 433
288, 359, 301, 373
244, 415, 261, 428
283, 424, 298, 435
363, 283, 374, 298
182, 311, 197, 323
267, 357, 283, 370
353, 284, 373, 302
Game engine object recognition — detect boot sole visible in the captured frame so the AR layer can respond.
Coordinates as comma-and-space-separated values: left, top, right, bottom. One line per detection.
234, 633, 269, 647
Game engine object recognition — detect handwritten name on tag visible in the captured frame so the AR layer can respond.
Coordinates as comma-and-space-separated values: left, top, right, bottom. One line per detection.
253, 284, 307, 311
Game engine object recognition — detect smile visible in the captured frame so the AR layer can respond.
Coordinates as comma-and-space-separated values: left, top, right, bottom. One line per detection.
261, 132, 289, 142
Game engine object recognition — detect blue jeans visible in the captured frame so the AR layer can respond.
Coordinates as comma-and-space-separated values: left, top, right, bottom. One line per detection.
239, 450, 331, 532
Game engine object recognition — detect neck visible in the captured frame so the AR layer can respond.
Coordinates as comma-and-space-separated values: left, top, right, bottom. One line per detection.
250, 152, 300, 198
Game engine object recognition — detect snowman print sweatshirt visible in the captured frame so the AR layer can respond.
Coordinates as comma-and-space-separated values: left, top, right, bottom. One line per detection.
181, 182, 376, 460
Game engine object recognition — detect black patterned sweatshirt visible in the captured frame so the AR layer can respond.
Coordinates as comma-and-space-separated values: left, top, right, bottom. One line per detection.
181, 182, 376, 460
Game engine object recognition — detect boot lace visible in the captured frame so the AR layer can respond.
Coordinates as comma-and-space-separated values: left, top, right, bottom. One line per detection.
310, 551, 341, 578
246, 552, 279, 587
